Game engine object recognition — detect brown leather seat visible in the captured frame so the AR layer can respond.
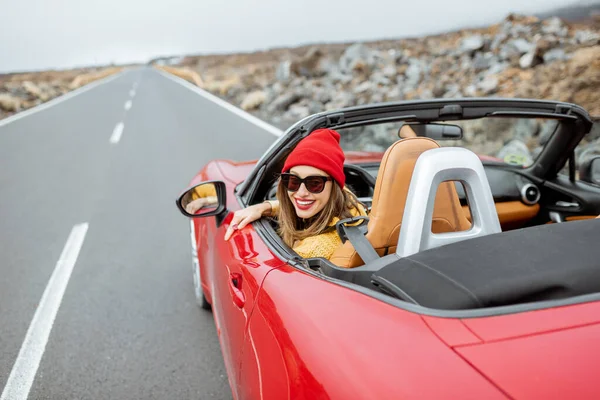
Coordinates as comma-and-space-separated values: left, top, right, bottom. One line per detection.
330, 132, 471, 268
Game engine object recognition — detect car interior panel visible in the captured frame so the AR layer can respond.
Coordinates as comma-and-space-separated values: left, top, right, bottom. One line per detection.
565, 215, 598, 221
462, 201, 540, 231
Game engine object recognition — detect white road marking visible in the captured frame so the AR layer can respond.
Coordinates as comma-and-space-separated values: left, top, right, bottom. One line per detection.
1, 223, 89, 400
124, 100, 132, 110
155, 69, 283, 137
110, 122, 124, 144
130, 89, 136, 97
0, 71, 128, 128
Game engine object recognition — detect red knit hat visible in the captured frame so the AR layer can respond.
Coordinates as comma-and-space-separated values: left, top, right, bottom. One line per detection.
282, 128, 346, 188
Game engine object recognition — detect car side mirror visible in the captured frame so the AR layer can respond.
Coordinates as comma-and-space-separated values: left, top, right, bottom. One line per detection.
579, 156, 600, 185
176, 181, 227, 222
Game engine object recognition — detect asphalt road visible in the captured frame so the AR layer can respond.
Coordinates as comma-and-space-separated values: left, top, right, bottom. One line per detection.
0, 68, 279, 399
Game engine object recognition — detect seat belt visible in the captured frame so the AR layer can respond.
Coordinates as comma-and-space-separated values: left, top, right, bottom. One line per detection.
335, 216, 380, 263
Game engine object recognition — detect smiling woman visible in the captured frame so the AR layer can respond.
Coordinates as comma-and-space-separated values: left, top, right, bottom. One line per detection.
224, 128, 367, 260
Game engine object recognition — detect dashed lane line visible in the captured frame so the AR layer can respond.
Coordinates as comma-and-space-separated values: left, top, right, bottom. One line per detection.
110, 122, 124, 144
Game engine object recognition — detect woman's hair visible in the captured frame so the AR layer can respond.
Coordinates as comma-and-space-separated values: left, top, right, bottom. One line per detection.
276, 179, 362, 248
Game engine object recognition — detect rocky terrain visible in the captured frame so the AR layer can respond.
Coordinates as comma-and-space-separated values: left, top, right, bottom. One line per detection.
181, 13, 599, 124
2, 9, 599, 169
171, 11, 600, 168
0, 67, 123, 120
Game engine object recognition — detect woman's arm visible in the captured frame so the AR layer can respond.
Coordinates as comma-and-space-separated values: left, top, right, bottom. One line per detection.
224, 200, 280, 241
185, 196, 219, 214
263, 200, 280, 217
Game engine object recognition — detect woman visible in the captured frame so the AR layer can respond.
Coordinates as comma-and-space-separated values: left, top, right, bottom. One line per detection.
224, 128, 367, 260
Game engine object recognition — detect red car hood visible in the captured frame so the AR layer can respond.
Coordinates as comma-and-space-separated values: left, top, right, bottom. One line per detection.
433, 301, 600, 399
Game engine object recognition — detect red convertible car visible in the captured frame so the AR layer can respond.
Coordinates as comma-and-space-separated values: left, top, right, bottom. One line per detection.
176, 99, 600, 399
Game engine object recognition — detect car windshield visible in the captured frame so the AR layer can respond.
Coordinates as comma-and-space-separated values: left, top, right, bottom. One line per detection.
337, 117, 560, 167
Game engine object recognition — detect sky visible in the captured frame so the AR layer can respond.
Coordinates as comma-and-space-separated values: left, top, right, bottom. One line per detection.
0, 0, 589, 73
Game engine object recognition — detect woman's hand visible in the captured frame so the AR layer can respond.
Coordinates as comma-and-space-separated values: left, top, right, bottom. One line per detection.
224, 202, 271, 241
185, 196, 218, 214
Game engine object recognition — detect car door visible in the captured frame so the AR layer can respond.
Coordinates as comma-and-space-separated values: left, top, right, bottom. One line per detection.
236, 264, 508, 400
210, 222, 285, 396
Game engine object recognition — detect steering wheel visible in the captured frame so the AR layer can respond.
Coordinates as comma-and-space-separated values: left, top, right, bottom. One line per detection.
344, 164, 376, 187
344, 164, 376, 197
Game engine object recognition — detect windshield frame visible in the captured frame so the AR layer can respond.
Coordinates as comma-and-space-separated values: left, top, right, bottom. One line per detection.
238, 98, 594, 205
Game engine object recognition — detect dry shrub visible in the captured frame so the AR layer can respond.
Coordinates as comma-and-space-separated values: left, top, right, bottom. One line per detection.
154, 65, 204, 87
69, 67, 123, 89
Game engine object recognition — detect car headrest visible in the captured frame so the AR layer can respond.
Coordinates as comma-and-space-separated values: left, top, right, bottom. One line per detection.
330, 137, 471, 268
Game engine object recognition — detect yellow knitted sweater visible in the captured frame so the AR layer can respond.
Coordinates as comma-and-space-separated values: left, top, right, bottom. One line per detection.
268, 198, 368, 260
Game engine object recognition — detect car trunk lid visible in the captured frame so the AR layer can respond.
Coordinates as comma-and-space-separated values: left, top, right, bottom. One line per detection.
425, 301, 600, 398
455, 320, 600, 399
424, 301, 600, 399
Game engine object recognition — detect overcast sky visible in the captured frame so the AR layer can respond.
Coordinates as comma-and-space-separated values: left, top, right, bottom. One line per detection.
0, 0, 587, 73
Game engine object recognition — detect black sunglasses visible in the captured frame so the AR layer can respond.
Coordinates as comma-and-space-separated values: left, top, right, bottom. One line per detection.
280, 173, 332, 194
